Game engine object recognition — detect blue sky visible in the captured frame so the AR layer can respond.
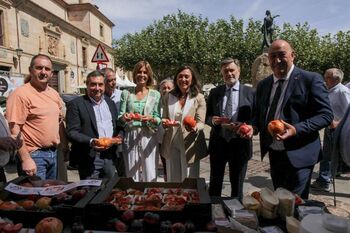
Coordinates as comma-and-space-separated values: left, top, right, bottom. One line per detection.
91, 0, 350, 40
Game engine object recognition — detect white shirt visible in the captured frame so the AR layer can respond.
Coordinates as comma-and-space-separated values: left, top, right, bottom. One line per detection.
328, 83, 350, 121
269, 65, 294, 151
268, 64, 295, 120
89, 96, 114, 138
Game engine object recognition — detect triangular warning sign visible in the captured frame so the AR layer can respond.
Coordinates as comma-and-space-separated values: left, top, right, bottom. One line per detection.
91, 44, 109, 62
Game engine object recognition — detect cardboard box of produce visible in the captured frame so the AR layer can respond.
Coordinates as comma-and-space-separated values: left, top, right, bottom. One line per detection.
0, 176, 106, 228
86, 177, 212, 231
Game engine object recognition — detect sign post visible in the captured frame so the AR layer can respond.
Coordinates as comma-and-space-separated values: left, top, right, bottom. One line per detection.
91, 44, 109, 70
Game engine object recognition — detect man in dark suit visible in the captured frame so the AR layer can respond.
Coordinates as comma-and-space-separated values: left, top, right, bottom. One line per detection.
206, 58, 255, 200
66, 70, 122, 179
248, 39, 333, 199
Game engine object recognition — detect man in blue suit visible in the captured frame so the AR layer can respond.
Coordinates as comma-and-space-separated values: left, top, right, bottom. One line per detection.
248, 39, 333, 199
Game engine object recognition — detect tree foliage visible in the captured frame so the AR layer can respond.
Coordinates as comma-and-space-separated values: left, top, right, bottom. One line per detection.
113, 11, 350, 85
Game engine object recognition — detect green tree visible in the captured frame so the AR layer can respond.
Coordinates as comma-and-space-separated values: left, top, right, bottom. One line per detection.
113, 11, 350, 85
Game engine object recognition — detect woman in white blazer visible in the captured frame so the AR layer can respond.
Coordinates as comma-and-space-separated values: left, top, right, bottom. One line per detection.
161, 65, 208, 182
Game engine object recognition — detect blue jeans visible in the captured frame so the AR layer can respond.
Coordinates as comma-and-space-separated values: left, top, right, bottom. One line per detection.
317, 128, 333, 184
31, 147, 57, 180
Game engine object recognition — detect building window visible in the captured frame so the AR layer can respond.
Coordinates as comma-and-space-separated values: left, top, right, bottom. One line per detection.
82, 46, 87, 67
99, 23, 104, 37
0, 11, 3, 46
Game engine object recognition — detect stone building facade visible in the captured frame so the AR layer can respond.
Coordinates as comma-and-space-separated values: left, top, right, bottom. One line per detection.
0, 0, 114, 95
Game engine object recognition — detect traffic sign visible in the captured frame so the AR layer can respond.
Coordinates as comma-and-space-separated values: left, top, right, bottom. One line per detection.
91, 43, 109, 63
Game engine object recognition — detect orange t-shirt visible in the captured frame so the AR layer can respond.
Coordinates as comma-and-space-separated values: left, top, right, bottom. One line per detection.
6, 83, 62, 153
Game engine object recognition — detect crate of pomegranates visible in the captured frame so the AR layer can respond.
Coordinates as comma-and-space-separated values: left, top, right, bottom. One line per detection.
0, 176, 106, 228
85, 177, 212, 231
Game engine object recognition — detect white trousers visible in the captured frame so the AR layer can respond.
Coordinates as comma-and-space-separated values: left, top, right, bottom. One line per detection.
123, 127, 158, 182
166, 131, 199, 182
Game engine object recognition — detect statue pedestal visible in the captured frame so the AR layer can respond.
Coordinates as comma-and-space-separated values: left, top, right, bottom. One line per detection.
251, 53, 272, 88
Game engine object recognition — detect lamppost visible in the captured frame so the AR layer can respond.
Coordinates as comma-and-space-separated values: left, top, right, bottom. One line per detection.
15, 48, 23, 74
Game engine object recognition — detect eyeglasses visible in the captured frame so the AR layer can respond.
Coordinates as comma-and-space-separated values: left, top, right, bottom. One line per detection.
107, 78, 116, 82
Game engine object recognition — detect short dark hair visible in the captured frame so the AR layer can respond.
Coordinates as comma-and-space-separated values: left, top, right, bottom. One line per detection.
220, 57, 240, 69
30, 54, 53, 68
86, 70, 104, 85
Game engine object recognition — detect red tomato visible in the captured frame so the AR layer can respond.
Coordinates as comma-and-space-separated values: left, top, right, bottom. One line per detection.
239, 123, 251, 135
267, 120, 285, 136
96, 137, 112, 147
133, 113, 142, 120
128, 113, 135, 120
183, 116, 196, 128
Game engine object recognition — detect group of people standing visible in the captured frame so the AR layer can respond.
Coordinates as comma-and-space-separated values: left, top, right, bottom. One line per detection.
0, 38, 348, 202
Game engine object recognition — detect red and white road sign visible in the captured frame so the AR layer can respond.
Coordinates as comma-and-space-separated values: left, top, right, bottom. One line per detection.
91, 43, 109, 63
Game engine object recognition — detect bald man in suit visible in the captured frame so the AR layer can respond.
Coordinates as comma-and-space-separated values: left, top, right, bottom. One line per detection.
246, 40, 333, 199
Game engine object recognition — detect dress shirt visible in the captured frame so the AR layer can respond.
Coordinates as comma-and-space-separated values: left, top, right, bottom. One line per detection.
328, 83, 350, 121
89, 96, 113, 138
269, 65, 294, 151
268, 65, 294, 120
222, 80, 240, 122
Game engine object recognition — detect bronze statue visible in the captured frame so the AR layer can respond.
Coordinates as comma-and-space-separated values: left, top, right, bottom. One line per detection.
261, 10, 280, 51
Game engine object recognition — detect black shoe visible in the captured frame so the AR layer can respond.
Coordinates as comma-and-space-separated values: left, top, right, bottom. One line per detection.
310, 180, 331, 192
67, 165, 78, 170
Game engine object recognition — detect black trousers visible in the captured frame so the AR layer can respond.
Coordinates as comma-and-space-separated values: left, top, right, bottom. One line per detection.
209, 138, 249, 200
0, 166, 6, 183
269, 150, 314, 199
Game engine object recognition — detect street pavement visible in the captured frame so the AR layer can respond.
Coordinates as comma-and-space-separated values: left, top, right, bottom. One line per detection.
3, 126, 350, 217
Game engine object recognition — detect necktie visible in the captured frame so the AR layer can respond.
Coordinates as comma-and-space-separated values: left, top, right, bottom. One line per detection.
222, 88, 234, 142
267, 79, 284, 123
224, 88, 232, 118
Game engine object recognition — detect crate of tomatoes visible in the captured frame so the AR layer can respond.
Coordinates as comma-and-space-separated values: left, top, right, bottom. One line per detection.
0, 176, 106, 228
86, 177, 212, 231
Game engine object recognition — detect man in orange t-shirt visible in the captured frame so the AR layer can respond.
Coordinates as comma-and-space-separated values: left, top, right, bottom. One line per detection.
6, 54, 63, 180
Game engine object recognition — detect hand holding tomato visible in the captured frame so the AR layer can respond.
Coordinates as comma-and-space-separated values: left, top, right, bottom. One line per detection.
92, 137, 113, 150
267, 120, 285, 136
162, 119, 180, 127
111, 136, 123, 145
132, 113, 142, 120
268, 120, 296, 140
122, 113, 133, 122
140, 115, 154, 123
212, 116, 230, 125
123, 112, 143, 122
183, 116, 197, 132
183, 116, 196, 128
237, 123, 253, 138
